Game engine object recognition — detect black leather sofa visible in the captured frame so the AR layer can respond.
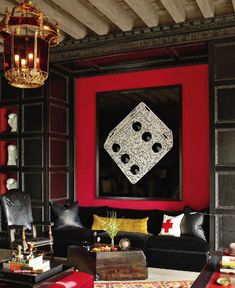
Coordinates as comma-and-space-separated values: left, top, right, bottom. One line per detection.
51, 203, 210, 272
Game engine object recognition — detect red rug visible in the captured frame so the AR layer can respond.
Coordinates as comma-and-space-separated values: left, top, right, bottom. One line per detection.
94, 280, 193, 288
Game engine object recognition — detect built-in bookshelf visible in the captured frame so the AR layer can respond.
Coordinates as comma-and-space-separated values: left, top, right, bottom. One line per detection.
0, 71, 74, 230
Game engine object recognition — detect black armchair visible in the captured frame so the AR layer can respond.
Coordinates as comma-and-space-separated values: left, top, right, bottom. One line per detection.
1, 189, 53, 255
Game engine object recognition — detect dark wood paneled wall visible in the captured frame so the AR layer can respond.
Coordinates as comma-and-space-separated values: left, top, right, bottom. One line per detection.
209, 38, 235, 251
0, 70, 74, 228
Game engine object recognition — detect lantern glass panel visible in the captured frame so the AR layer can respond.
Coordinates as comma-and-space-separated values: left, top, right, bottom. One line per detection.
37, 38, 49, 73
3, 36, 12, 72
13, 35, 35, 69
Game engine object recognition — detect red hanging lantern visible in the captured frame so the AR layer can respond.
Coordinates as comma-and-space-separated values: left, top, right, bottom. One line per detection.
0, 0, 60, 88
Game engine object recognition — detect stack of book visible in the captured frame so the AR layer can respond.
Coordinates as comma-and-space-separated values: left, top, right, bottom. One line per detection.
220, 255, 235, 274
2, 255, 50, 273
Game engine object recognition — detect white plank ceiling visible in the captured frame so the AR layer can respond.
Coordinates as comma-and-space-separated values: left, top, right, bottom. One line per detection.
0, 0, 234, 53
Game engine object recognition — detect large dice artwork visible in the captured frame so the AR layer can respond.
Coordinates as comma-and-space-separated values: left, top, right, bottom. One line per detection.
104, 102, 173, 184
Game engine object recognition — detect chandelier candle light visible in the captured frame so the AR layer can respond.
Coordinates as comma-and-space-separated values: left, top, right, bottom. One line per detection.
0, 0, 60, 88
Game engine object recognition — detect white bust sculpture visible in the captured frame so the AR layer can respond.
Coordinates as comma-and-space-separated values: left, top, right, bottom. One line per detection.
8, 113, 17, 132
6, 178, 18, 190
7, 144, 17, 165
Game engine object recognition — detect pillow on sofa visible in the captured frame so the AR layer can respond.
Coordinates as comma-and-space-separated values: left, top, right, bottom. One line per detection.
159, 214, 184, 237
181, 212, 207, 241
183, 205, 208, 214
183, 205, 209, 241
51, 201, 84, 231
107, 207, 163, 235
79, 206, 108, 228
91, 214, 149, 234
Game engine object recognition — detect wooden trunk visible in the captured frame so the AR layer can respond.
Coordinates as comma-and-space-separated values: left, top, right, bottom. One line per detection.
67, 245, 148, 281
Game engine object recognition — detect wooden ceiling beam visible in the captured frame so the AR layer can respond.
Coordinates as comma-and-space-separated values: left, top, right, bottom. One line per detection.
13, 0, 87, 39
0, 0, 15, 14
87, 0, 134, 32
160, 0, 185, 23
124, 0, 159, 27
196, 0, 215, 18
50, 0, 109, 36
51, 14, 235, 63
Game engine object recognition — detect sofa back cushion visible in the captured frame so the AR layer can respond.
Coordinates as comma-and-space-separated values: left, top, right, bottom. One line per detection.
91, 214, 149, 234
51, 201, 84, 231
76, 205, 209, 241
79, 206, 108, 228
182, 206, 209, 241
180, 212, 207, 241
160, 214, 184, 237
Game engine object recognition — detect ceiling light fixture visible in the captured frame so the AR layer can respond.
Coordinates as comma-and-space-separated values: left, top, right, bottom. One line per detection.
0, 0, 60, 89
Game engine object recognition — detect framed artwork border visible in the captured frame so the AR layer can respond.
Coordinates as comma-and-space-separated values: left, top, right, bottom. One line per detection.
96, 84, 182, 201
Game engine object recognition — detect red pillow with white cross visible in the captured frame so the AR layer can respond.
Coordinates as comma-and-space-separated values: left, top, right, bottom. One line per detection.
160, 214, 184, 237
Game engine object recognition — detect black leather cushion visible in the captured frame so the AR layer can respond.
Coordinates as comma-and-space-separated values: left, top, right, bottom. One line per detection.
183, 205, 209, 215
1, 189, 33, 230
145, 235, 209, 252
183, 205, 209, 241
180, 213, 206, 241
51, 201, 84, 231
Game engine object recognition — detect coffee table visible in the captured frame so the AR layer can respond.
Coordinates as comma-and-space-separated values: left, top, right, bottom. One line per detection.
67, 244, 148, 281
191, 251, 227, 288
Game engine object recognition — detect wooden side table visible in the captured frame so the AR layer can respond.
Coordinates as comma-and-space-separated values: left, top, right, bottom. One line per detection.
67, 245, 148, 281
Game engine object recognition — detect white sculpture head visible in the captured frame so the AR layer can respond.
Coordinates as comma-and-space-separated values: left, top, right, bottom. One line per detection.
6, 178, 17, 190
8, 113, 17, 132
7, 144, 17, 166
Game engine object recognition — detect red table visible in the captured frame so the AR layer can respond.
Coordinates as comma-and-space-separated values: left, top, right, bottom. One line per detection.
206, 271, 235, 288
192, 252, 235, 288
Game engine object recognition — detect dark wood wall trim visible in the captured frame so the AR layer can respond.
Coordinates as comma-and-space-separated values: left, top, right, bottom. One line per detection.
51, 14, 235, 63
52, 56, 208, 78
51, 41, 208, 77
209, 40, 216, 251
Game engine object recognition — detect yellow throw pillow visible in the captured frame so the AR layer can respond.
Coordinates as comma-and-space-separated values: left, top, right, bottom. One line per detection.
91, 214, 149, 234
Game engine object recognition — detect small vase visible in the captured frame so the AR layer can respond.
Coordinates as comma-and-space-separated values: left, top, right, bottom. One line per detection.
111, 237, 115, 247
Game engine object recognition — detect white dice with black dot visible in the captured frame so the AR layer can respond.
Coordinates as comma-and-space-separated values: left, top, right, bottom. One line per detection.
104, 102, 173, 184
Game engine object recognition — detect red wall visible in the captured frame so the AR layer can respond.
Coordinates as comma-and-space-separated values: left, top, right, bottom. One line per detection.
75, 64, 209, 211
